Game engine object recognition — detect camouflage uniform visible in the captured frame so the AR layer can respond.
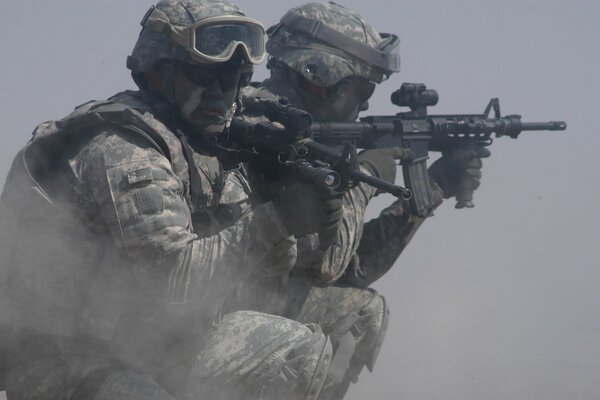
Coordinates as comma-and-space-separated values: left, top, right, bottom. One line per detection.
237, 85, 435, 399
0, 1, 336, 399
228, 3, 444, 399
0, 88, 335, 399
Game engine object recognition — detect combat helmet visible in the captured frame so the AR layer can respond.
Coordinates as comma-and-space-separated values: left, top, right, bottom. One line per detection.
266, 1, 399, 88
127, 0, 266, 89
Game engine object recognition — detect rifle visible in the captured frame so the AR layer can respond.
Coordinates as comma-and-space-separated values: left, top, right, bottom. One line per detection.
310, 83, 567, 216
225, 97, 412, 199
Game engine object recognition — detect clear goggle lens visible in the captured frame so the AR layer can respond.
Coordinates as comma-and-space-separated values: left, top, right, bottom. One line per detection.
142, 7, 266, 65
194, 21, 265, 64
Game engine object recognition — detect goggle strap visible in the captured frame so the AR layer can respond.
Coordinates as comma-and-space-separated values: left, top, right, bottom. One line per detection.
142, 7, 190, 49
378, 33, 400, 72
140, 9, 265, 65
143, 7, 171, 33
267, 38, 385, 83
280, 12, 397, 72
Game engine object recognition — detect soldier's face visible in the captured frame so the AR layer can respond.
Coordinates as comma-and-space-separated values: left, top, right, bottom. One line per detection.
297, 76, 375, 122
173, 54, 251, 133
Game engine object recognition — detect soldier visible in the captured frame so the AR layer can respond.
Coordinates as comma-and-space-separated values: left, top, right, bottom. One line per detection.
235, 2, 490, 399
0, 1, 348, 399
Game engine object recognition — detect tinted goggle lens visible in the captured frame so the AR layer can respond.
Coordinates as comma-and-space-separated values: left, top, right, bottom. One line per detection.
194, 22, 265, 63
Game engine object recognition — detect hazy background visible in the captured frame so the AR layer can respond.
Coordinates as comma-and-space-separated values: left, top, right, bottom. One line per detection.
1, 1, 598, 399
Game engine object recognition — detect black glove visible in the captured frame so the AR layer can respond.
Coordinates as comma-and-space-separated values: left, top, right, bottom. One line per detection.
275, 181, 343, 249
358, 147, 415, 190
247, 165, 282, 204
428, 146, 491, 207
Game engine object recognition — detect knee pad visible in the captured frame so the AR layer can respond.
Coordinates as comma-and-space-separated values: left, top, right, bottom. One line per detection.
189, 311, 332, 400
295, 285, 390, 374
316, 292, 389, 400
290, 324, 333, 400
353, 290, 389, 372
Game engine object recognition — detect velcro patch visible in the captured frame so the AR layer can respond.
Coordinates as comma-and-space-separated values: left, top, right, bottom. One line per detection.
128, 167, 154, 186
127, 167, 170, 186
134, 187, 164, 215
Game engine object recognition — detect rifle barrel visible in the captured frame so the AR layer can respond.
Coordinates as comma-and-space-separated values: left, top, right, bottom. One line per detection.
521, 121, 567, 131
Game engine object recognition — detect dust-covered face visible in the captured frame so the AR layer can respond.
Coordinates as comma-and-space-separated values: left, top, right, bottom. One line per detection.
295, 76, 376, 122
173, 53, 252, 133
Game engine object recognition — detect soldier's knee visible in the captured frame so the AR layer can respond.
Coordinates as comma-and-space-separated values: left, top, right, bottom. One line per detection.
189, 311, 332, 400
326, 290, 388, 374
354, 290, 389, 372
282, 322, 332, 400
298, 287, 389, 374
317, 292, 389, 399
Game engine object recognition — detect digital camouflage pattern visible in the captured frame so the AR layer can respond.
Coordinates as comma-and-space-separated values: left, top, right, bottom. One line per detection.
240, 85, 379, 285
128, 0, 246, 74
240, 84, 431, 288
234, 2, 436, 393
237, 82, 431, 400
341, 193, 442, 289
266, 2, 394, 87
0, 90, 333, 400
289, 281, 388, 399
0, 90, 291, 340
186, 310, 332, 400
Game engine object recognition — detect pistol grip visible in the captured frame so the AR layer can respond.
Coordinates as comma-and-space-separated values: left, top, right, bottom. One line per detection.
455, 170, 476, 209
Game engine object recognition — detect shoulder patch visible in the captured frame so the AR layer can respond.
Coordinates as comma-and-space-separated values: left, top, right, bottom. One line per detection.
134, 187, 164, 215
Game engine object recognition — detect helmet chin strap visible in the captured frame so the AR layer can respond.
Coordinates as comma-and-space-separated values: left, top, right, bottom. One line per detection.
160, 60, 178, 104
180, 76, 244, 135
204, 62, 250, 134
168, 54, 252, 135
202, 102, 237, 134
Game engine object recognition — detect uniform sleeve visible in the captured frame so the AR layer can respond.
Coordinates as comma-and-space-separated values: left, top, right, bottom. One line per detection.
71, 128, 291, 305
339, 182, 444, 289
293, 168, 377, 285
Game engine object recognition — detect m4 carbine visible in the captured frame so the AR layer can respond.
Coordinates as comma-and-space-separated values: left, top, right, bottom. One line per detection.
225, 97, 412, 199
310, 83, 567, 216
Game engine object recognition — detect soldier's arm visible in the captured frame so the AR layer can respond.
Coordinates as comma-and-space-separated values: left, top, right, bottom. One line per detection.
72, 128, 292, 304
343, 147, 488, 288
293, 173, 376, 285
339, 183, 444, 288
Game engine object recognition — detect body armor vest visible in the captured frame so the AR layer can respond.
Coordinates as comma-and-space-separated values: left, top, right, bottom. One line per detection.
0, 91, 249, 344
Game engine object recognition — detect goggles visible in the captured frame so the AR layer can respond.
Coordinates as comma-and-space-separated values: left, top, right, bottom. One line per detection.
278, 12, 400, 74
142, 6, 266, 65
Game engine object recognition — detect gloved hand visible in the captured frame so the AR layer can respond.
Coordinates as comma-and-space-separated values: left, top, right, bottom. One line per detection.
428, 146, 491, 207
247, 165, 283, 204
275, 181, 343, 249
358, 147, 415, 189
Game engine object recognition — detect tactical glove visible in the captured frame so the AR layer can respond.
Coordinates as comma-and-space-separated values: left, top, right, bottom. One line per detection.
428, 146, 491, 207
247, 166, 282, 204
275, 182, 344, 249
358, 147, 415, 189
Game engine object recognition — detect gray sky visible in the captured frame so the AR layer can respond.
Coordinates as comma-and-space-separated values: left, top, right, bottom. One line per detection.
1, 1, 598, 399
